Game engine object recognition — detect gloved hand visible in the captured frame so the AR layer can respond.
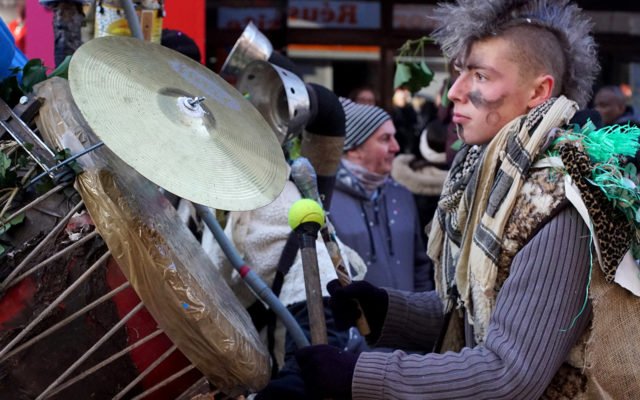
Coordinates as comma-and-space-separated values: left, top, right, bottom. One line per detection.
296, 344, 358, 400
254, 373, 307, 400
327, 279, 388, 344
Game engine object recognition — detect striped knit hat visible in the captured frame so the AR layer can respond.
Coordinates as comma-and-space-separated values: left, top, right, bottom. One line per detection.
340, 97, 392, 151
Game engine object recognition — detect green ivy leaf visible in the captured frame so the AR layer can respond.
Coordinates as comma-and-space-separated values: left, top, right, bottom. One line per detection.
0, 152, 10, 179
48, 56, 71, 80
34, 176, 54, 194
15, 154, 28, 168
21, 59, 47, 93
394, 62, 434, 93
406, 62, 434, 93
0, 75, 24, 106
0, 213, 25, 235
0, 169, 17, 188
393, 63, 413, 90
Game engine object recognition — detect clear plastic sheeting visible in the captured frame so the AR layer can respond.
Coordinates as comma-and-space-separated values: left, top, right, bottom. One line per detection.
33, 77, 270, 395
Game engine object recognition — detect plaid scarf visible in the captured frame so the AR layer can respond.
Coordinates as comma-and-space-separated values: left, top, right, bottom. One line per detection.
427, 96, 578, 343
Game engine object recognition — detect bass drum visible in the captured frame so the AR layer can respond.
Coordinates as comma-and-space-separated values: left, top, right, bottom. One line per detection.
0, 78, 270, 399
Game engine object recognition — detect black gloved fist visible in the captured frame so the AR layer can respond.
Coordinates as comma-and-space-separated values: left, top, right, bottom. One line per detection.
305, 83, 346, 137
327, 280, 388, 344
296, 344, 358, 400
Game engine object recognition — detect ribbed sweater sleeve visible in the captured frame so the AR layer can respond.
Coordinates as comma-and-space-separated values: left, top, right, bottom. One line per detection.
374, 289, 443, 351
352, 206, 592, 399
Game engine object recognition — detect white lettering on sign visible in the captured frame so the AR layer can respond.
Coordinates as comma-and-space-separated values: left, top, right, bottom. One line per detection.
218, 7, 282, 30
288, 1, 380, 29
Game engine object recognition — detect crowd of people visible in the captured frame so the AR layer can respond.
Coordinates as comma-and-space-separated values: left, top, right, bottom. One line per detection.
196, 0, 640, 398
17, 0, 633, 398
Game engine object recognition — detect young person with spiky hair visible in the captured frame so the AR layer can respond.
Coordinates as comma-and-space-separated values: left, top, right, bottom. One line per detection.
269, 1, 640, 399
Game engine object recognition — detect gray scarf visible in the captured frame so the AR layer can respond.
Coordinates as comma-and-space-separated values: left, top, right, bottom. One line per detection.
340, 158, 388, 198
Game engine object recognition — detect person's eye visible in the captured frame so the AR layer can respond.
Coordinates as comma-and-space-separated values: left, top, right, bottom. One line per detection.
474, 72, 487, 82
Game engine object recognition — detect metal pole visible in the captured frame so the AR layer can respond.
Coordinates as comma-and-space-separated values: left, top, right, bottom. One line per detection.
194, 204, 310, 349
121, 0, 144, 40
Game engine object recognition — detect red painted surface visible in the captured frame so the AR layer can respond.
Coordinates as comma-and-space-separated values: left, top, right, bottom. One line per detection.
0, 277, 36, 328
239, 265, 251, 278
105, 257, 201, 399
163, 0, 206, 64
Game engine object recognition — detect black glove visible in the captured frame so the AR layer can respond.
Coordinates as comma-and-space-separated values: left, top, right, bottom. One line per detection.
254, 373, 307, 400
296, 344, 358, 400
305, 83, 346, 137
327, 279, 388, 344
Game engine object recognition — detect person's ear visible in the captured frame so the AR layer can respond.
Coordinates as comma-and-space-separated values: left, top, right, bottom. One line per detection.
527, 74, 555, 109
344, 148, 360, 162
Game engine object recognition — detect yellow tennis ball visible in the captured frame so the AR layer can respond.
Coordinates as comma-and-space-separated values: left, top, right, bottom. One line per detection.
288, 198, 325, 229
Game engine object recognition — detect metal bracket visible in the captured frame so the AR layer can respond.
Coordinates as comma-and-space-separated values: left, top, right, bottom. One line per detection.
0, 96, 104, 188
0, 96, 57, 174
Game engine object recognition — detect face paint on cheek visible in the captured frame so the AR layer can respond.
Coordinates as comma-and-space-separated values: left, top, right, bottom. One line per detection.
468, 90, 506, 127
486, 111, 501, 126
468, 90, 506, 110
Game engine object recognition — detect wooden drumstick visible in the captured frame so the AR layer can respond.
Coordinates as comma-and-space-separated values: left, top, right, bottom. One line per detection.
289, 199, 328, 345
291, 158, 371, 336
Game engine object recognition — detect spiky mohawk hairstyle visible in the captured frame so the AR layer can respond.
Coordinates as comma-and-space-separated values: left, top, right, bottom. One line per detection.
431, 0, 599, 108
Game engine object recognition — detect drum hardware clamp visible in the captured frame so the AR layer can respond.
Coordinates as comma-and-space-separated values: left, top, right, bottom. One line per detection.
0, 95, 105, 188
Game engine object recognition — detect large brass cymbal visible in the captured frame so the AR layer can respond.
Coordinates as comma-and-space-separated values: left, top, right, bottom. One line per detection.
69, 36, 288, 211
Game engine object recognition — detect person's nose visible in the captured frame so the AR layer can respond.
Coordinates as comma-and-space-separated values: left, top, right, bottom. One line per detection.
448, 73, 468, 104
389, 136, 400, 153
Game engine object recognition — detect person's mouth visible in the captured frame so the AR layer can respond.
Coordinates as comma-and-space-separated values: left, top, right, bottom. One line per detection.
452, 113, 470, 124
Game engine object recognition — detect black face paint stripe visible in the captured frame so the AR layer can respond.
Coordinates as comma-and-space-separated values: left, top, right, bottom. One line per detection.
468, 90, 506, 110
456, 124, 465, 141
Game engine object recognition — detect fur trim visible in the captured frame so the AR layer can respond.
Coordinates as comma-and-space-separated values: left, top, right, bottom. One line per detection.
420, 130, 447, 164
391, 154, 448, 196
431, 0, 599, 108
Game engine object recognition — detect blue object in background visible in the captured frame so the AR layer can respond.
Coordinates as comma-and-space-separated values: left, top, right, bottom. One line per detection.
0, 18, 27, 81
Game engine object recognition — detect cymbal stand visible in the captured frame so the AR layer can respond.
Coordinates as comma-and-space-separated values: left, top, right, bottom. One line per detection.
0, 96, 104, 188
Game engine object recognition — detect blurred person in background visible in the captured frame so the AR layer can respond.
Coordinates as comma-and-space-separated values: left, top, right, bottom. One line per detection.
161, 29, 201, 62
8, 0, 26, 51
594, 85, 640, 167
391, 118, 449, 245
391, 87, 419, 154
594, 84, 640, 127
349, 85, 377, 106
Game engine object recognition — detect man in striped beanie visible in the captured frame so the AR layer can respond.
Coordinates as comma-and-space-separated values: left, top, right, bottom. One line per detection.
329, 97, 433, 293
342, 98, 393, 152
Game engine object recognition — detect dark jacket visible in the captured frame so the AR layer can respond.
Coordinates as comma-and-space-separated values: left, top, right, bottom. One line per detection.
329, 165, 434, 292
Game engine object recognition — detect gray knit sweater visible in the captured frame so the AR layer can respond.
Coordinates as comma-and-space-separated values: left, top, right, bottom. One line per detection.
353, 206, 591, 399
